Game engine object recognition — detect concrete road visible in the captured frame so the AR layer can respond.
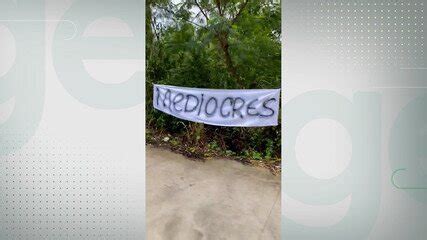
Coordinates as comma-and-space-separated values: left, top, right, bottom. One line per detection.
146, 145, 281, 240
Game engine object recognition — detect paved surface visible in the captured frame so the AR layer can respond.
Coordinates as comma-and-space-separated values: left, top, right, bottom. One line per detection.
146, 145, 281, 240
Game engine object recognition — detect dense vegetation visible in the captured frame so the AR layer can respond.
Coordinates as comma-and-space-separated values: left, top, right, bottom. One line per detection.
146, 0, 281, 165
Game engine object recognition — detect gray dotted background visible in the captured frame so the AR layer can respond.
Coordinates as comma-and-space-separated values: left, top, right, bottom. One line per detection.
284, 0, 426, 87
305, 1, 425, 69
0, 132, 141, 240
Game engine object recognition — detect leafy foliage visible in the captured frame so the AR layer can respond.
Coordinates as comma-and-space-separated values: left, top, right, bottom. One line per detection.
146, 0, 281, 162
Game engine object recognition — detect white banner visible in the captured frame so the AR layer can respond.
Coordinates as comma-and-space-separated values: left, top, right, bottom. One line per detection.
153, 84, 280, 127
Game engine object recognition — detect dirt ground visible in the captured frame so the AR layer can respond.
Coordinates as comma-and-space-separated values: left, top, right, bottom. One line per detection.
146, 145, 281, 240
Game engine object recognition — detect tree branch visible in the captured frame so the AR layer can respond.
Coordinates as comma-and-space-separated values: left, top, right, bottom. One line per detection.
232, 0, 249, 24
157, 6, 208, 29
215, 0, 223, 16
194, 0, 209, 21
151, 15, 162, 41
215, 32, 243, 88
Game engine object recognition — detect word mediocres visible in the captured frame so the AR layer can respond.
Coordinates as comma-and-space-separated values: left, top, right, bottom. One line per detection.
153, 84, 280, 127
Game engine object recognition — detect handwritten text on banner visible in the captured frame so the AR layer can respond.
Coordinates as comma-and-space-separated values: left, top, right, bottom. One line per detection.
153, 84, 280, 127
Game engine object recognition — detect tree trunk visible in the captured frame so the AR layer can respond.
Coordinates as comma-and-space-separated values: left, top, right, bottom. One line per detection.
146, 1, 154, 57
216, 32, 243, 88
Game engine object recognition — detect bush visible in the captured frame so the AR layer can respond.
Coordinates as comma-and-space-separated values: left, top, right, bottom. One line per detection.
146, 0, 281, 162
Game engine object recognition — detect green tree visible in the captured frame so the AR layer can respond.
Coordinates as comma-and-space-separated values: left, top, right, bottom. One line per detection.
146, 0, 281, 162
